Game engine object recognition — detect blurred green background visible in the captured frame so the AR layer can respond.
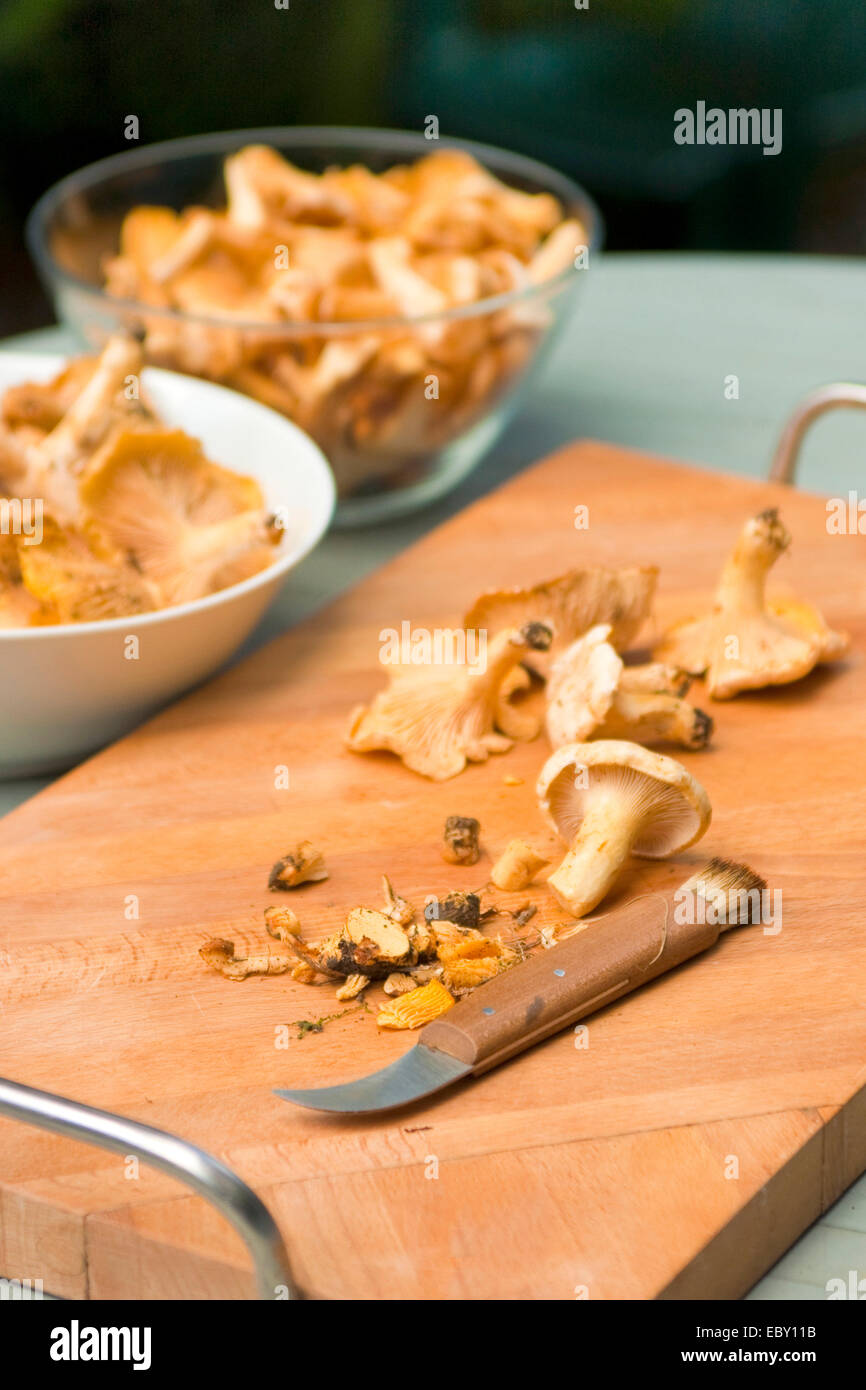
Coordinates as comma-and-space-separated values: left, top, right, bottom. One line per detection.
2, 0, 866, 335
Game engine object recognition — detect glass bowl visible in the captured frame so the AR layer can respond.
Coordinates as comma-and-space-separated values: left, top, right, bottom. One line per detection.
27, 127, 602, 527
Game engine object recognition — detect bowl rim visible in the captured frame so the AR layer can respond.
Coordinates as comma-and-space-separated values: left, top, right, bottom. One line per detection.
0, 350, 336, 642
26, 124, 604, 336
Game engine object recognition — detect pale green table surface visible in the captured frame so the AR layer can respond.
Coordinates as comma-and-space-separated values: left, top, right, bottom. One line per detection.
4, 253, 865, 1301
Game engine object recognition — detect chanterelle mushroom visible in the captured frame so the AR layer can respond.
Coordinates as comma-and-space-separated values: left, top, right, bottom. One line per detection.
79, 427, 279, 607
490, 838, 549, 891
346, 622, 552, 780
655, 509, 849, 699
546, 625, 713, 751
464, 565, 657, 677
268, 842, 328, 890
442, 815, 481, 865
536, 740, 712, 917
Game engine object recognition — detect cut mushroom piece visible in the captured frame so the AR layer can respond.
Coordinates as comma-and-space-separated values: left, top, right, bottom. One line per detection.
268, 842, 328, 890
346, 622, 552, 780
0, 531, 51, 627
654, 509, 849, 699
527, 219, 585, 285
376, 978, 455, 1030
334, 973, 370, 1002
318, 907, 416, 979
263, 904, 302, 939
490, 839, 550, 891
464, 566, 657, 678
424, 891, 482, 929
537, 740, 712, 918
2, 356, 98, 434
442, 815, 481, 865
381, 874, 415, 925
148, 210, 217, 284
546, 625, 713, 751
199, 937, 293, 980
290, 961, 322, 985
383, 971, 419, 996
437, 935, 519, 995
224, 144, 354, 227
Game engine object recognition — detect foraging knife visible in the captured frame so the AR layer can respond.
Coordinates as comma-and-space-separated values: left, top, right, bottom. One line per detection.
275, 858, 764, 1114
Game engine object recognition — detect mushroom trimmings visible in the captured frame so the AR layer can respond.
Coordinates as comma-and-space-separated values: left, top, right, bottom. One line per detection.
104, 144, 586, 499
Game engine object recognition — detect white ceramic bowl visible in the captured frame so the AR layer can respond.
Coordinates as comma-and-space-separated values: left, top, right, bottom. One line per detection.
0, 353, 335, 777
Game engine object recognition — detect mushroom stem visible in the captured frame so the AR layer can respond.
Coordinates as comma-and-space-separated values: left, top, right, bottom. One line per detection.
599, 690, 713, 750
472, 623, 551, 700
619, 663, 691, 698
547, 792, 645, 917
715, 509, 789, 617
39, 336, 143, 470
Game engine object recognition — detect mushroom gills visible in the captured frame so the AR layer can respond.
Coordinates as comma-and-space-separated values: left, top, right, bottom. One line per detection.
537, 741, 712, 918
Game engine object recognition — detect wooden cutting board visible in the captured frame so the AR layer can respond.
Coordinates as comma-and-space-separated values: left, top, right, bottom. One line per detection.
1, 440, 865, 1302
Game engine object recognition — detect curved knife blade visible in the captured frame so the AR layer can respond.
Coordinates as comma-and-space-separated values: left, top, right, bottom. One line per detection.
274, 1043, 470, 1114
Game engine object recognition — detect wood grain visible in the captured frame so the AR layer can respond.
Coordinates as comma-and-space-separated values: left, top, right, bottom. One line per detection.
1, 439, 864, 1300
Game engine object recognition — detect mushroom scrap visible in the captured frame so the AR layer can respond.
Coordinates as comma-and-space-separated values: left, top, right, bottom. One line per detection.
655, 508, 849, 698
545, 624, 713, 750
490, 839, 550, 891
537, 740, 712, 917
268, 842, 328, 890
441, 815, 481, 865
347, 621, 552, 779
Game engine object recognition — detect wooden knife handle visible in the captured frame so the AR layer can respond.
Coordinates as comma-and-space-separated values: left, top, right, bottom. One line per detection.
420, 894, 719, 1075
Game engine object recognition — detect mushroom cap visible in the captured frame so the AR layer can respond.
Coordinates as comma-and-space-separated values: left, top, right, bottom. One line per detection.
17, 515, 158, 623
545, 623, 623, 746
768, 595, 850, 663
657, 610, 827, 698
79, 427, 275, 606
536, 739, 711, 859
346, 623, 548, 780
464, 565, 657, 675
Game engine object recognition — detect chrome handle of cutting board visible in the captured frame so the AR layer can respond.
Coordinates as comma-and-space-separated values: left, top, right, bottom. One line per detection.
0, 1076, 299, 1300
770, 382, 866, 484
